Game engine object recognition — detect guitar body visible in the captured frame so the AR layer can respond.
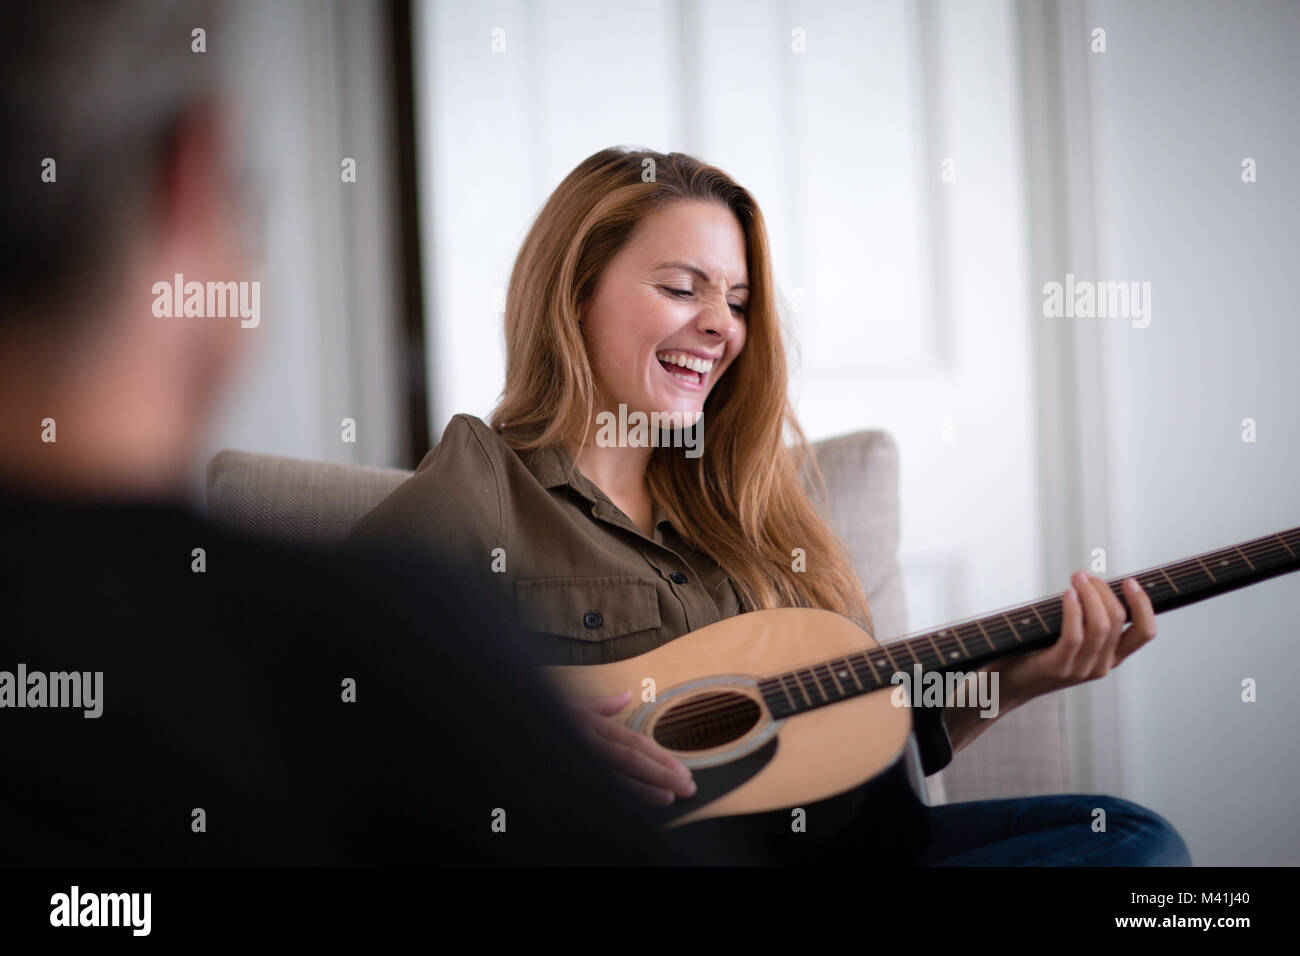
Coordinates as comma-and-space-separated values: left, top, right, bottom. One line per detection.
542, 526, 1300, 857
545, 607, 927, 852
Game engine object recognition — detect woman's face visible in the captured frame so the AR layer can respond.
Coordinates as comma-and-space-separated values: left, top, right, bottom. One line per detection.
579, 200, 749, 422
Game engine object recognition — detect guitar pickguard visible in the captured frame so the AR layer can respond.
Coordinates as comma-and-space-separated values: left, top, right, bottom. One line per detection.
651, 736, 779, 826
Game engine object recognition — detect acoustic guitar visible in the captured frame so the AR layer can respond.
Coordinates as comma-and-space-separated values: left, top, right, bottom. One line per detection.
546, 526, 1300, 848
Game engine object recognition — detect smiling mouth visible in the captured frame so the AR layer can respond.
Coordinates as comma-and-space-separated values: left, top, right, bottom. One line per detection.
656, 350, 715, 388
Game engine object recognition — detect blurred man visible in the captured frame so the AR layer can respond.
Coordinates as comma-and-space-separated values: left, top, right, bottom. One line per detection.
0, 0, 760, 865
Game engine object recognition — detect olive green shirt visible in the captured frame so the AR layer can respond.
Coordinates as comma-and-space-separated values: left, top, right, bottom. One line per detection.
345, 413, 952, 773
347, 414, 745, 664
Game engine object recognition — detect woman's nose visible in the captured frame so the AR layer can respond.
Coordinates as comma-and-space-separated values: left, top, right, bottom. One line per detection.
696, 292, 738, 339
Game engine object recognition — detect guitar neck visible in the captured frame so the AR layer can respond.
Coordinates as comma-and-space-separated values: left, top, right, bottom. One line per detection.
759, 526, 1300, 720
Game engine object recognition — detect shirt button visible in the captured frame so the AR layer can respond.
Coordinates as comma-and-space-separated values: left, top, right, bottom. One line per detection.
670, 572, 689, 585
583, 611, 603, 629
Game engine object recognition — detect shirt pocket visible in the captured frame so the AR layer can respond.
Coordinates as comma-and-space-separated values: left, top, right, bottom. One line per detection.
514, 575, 661, 642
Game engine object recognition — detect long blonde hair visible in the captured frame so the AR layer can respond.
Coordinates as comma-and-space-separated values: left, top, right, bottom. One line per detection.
490, 147, 872, 634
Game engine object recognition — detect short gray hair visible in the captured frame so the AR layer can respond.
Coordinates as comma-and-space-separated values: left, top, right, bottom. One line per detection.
0, 0, 223, 327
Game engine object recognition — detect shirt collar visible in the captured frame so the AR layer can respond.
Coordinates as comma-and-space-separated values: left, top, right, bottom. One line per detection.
517, 443, 573, 491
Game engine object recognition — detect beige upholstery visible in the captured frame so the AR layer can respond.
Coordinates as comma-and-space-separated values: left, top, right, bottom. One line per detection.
207, 433, 1069, 804
207, 451, 411, 547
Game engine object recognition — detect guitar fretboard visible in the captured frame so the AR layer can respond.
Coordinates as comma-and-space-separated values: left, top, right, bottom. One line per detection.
759, 526, 1300, 720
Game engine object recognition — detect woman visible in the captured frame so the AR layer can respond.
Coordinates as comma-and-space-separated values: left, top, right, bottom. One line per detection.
349, 146, 1191, 866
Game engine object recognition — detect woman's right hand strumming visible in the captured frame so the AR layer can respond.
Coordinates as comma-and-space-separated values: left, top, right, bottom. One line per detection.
566, 689, 697, 805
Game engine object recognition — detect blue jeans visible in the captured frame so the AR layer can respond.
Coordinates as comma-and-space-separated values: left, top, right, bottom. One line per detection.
913, 793, 1193, 866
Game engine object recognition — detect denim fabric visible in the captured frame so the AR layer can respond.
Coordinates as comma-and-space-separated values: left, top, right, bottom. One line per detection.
914, 793, 1193, 866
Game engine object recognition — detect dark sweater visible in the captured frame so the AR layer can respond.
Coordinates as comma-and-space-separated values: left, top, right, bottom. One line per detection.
0, 487, 766, 865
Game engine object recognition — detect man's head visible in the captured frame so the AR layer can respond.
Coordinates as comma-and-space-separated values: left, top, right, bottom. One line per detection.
0, 0, 249, 498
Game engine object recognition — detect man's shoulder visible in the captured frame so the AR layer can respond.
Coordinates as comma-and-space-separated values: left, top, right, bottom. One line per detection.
0, 490, 495, 642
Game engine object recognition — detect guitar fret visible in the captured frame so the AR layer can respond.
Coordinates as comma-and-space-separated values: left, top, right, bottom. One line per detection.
838, 657, 865, 692
1011, 610, 1033, 635
800, 668, 828, 702
986, 617, 1017, 651
1029, 602, 1052, 636
911, 647, 939, 672
1156, 565, 1181, 594
931, 631, 962, 663
846, 655, 872, 692
774, 674, 798, 711
855, 651, 881, 687
1206, 550, 1240, 576
950, 625, 973, 656
938, 628, 968, 657
1001, 613, 1025, 643
972, 619, 997, 652
867, 650, 893, 687
1276, 534, 1296, 558
790, 671, 814, 707
917, 641, 940, 669
897, 640, 922, 668
807, 664, 827, 699
815, 662, 844, 699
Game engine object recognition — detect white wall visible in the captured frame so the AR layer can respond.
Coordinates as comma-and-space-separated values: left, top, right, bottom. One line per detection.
1080, 0, 1300, 865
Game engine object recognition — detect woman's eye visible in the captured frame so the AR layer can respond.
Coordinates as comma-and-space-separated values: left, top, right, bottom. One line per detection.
663, 285, 745, 317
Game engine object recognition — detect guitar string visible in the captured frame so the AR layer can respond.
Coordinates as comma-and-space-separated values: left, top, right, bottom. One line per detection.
651, 536, 1298, 730
918, 535, 1293, 641
856, 535, 1295, 671
653, 536, 1298, 728
673, 535, 1297, 723
871, 535, 1294, 663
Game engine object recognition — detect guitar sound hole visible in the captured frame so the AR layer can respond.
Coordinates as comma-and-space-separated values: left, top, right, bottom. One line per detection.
651, 691, 762, 752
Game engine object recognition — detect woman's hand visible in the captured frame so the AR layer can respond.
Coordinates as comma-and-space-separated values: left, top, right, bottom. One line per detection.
993, 570, 1158, 707
565, 689, 697, 806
